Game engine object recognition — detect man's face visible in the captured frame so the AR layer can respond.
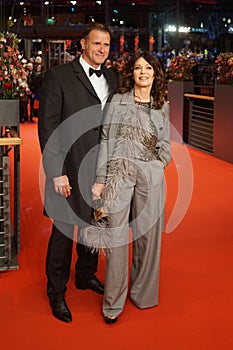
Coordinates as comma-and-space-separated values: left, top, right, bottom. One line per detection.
81, 29, 110, 69
27, 63, 33, 71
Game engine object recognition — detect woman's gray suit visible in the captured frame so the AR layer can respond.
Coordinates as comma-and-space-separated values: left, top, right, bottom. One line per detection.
95, 91, 171, 316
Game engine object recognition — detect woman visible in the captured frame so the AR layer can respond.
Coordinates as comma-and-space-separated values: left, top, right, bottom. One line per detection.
81, 52, 171, 324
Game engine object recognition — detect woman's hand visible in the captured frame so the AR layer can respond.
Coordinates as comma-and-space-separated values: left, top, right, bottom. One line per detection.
53, 175, 72, 197
92, 182, 106, 200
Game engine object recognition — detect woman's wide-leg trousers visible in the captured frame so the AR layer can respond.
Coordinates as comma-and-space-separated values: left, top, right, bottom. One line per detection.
103, 159, 165, 317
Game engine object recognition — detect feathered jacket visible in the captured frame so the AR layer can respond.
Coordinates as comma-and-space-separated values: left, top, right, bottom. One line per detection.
95, 90, 171, 195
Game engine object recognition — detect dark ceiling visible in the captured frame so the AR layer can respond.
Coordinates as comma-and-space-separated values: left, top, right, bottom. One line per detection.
1, 0, 233, 38
2, 1, 233, 18
1, 0, 232, 51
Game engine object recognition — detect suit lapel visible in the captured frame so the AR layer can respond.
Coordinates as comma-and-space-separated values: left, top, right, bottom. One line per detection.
72, 57, 118, 103
71, 57, 100, 100
103, 67, 118, 101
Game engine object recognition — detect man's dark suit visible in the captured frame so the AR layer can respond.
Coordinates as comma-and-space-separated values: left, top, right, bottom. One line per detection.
38, 57, 118, 295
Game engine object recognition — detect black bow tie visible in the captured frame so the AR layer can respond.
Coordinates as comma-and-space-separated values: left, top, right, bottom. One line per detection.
89, 67, 104, 77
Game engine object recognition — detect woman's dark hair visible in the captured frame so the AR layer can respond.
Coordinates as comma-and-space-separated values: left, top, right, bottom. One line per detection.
119, 52, 166, 109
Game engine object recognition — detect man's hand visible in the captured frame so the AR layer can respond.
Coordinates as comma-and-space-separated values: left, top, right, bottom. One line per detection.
53, 175, 72, 198
92, 182, 106, 200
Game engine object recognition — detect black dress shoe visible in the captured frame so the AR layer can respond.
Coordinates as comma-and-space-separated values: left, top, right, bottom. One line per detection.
76, 276, 104, 295
104, 316, 118, 324
49, 294, 72, 323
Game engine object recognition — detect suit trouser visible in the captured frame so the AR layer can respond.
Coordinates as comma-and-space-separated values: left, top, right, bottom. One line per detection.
46, 220, 98, 296
103, 160, 164, 317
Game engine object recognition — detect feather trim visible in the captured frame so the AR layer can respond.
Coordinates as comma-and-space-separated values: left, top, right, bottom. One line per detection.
80, 219, 129, 256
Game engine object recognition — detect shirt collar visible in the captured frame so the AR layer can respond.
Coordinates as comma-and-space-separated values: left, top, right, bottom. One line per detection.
79, 55, 102, 76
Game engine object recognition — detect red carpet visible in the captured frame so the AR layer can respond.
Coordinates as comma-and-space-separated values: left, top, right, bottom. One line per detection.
1, 122, 233, 350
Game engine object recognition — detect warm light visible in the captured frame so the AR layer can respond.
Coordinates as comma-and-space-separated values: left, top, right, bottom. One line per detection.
119, 20, 124, 25
70, 1, 77, 5
44, 1, 49, 5
149, 35, 154, 52
134, 34, 139, 53
120, 35, 124, 52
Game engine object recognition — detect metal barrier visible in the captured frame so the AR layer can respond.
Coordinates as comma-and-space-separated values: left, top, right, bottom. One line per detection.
0, 133, 22, 271
0, 157, 11, 269
183, 92, 215, 154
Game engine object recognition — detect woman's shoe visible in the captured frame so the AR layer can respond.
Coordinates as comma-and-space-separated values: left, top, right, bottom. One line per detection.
104, 316, 118, 324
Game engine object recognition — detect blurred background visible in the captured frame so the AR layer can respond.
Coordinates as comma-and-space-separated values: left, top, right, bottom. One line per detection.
1, 1, 233, 62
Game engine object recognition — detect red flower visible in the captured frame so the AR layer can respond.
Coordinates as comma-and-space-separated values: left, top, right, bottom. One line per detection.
0, 31, 27, 99
215, 52, 233, 85
167, 56, 196, 81
3, 82, 12, 89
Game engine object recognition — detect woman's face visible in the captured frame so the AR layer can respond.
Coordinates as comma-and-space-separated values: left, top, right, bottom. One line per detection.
133, 57, 155, 89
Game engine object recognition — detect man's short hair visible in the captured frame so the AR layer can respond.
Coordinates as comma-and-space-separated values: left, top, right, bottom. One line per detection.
83, 22, 112, 41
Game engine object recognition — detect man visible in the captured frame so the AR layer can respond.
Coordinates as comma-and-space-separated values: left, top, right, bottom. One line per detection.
38, 23, 118, 323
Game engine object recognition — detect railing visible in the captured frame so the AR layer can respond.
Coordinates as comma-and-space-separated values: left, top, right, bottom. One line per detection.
192, 85, 215, 97
183, 90, 215, 154
0, 128, 22, 271
168, 82, 233, 164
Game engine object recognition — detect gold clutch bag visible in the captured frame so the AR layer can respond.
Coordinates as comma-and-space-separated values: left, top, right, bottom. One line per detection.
93, 198, 108, 222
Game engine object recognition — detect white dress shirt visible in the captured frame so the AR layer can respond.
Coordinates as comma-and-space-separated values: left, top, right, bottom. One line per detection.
79, 55, 109, 110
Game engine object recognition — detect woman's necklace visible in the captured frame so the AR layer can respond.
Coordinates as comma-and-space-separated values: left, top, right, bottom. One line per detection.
135, 100, 151, 108
134, 92, 151, 108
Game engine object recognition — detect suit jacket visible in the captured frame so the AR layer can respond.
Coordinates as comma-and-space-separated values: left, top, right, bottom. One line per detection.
95, 90, 172, 184
38, 57, 118, 225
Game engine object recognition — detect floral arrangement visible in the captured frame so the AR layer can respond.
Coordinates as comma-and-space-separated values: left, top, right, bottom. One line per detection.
0, 31, 28, 99
215, 52, 233, 85
167, 55, 196, 81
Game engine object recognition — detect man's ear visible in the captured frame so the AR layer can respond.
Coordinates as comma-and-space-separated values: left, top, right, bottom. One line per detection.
80, 38, 86, 50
